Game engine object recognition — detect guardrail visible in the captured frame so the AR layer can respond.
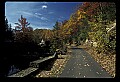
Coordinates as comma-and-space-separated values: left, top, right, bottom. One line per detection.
29, 52, 57, 68
8, 52, 57, 77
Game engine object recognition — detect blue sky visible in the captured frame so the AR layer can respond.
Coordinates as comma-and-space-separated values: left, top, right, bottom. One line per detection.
5, 2, 83, 30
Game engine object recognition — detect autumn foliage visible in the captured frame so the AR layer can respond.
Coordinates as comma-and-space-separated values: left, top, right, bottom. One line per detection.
2, 2, 116, 77
4, 2, 116, 55
49, 2, 116, 54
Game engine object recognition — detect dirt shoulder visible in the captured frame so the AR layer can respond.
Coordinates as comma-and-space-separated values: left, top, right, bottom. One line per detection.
35, 50, 71, 78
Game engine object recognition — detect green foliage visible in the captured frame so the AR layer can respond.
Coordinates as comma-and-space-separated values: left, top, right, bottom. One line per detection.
79, 2, 116, 54
88, 15, 116, 54
98, 2, 116, 21
53, 21, 61, 30
14, 31, 34, 43
52, 21, 63, 49
5, 17, 14, 42
33, 29, 43, 43
108, 29, 116, 52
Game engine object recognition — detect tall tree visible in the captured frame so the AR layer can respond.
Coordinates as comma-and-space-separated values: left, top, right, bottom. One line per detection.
5, 16, 14, 42
15, 15, 31, 32
53, 21, 61, 30
14, 15, 33, 43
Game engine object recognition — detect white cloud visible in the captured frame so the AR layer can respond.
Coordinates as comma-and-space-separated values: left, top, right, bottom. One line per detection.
22, 11, 33, 16
42, 5, 47, 9
35, 13, 42, 16
45, 27, 51, 29
60, 16, 64, 18
40, 17, 48, 20
18, 11, 41, 19
40, 27, 49, 29
9, 22, 16, 29
41, 2, 48, 4
58, 16, 65, 21
31, 24, 51, 30
48, 11, 54, 14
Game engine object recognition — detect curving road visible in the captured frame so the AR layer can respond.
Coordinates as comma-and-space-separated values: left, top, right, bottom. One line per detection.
59, 47, 112, 78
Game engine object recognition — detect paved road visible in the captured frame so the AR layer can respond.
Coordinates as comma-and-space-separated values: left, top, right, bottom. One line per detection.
59, 47, 112, 78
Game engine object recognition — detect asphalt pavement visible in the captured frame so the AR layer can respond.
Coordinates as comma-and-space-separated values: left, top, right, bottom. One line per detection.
59, 47, 112, 78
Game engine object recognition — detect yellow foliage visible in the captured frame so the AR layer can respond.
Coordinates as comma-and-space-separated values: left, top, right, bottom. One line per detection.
83, 11, 86, 14
77, 10, 80, 14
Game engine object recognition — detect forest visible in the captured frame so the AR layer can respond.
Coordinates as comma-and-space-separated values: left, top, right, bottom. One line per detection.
1, 2, 116, 77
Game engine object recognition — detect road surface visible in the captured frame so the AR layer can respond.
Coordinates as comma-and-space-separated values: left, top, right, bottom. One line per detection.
59, 47, 112, 78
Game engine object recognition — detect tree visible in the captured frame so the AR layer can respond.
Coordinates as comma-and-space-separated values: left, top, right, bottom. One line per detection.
33, 29, 43, 43
62, 20, 68, 25
87, 2, 116, 54
15, 15, 32, 32
52, 21, 62, 49
14, 15, 34, 43
53, 21, 61, 30
78, 2, 116, 22
33, 29, 54, 44
5, 16, 14, 42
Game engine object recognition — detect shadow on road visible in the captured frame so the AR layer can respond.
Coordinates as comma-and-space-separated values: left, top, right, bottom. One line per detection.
70, 47, 82, 49
71, 48, 82, 49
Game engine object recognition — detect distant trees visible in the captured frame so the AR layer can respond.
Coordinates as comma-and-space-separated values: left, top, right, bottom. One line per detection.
52, 21, 62, 49
5, 16, 14, 42
53, 21, 61, 30
33, 29, 53, 44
